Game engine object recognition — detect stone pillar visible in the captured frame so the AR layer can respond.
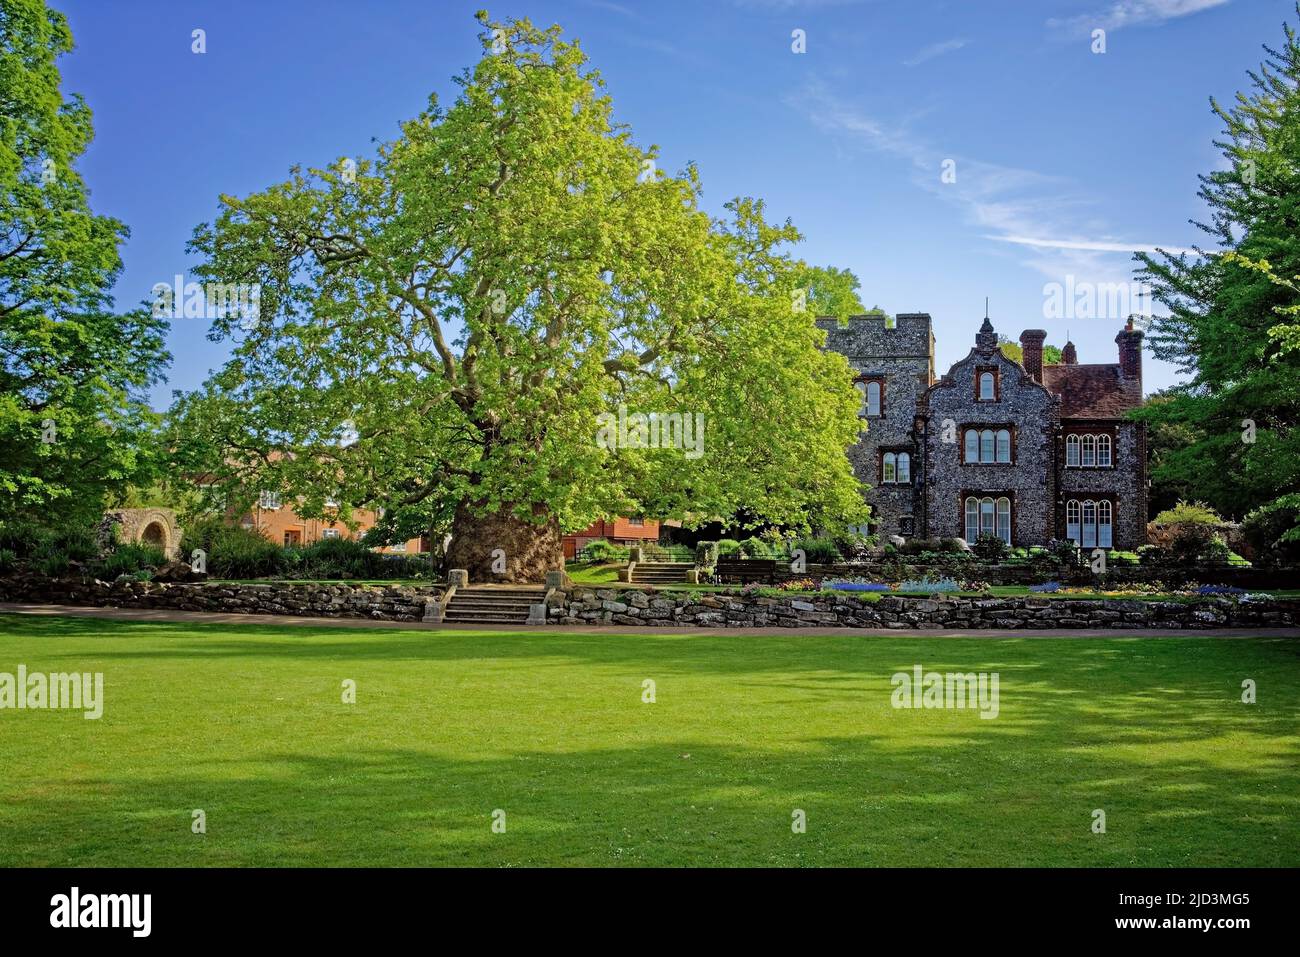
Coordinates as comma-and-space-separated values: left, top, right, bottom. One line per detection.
448, 568, 469, 588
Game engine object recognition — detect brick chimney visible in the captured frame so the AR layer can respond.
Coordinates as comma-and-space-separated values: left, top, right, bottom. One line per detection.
1115, 319, 1144, 383
1019, 329, 1047, 382
1061, 340, 1077, 364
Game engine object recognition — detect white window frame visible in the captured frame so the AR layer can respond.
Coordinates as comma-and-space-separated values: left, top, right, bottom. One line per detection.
866, 380, 882, 417
1066, 434, 1081, 467
896, 452, 910, 484
1098, 500, 1113, 548
1097, 434, 1112, 467
979, 371, 996, 401
882, 452, 897, 483
995, 429, 1011, 463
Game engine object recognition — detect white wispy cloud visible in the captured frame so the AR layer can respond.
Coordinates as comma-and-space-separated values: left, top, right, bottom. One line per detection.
1047, 0, 1230, 35
988, 235, 1201, 255
785, 83, 1198, 286
903, 38, 968, 67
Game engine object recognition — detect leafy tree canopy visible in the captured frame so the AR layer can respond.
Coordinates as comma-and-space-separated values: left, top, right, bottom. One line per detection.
169, 12, 868, 579
1132, 5, 1300, 542
0, 0, 169, 525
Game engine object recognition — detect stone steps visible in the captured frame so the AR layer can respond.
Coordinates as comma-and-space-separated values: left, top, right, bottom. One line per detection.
632, 562, 693, 584
442, 586, 543, 624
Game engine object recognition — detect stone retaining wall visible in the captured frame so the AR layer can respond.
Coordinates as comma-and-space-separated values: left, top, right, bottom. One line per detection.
0, 576, 437, 622
0, 577, 1295, 630
549, 587, 1298, 630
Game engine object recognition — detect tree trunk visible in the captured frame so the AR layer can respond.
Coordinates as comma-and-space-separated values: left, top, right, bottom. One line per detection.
444, 501, 563, 584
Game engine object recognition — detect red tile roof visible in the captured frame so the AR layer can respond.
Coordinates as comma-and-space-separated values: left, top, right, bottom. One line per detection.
1041, 363, 1142, 418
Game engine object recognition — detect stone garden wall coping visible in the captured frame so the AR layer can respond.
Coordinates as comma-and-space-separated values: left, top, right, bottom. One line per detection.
0, 577, 1295, 629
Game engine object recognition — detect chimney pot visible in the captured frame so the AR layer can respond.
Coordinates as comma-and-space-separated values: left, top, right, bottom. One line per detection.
1115, 325, 1144, 382
1019, 329, 1047, 382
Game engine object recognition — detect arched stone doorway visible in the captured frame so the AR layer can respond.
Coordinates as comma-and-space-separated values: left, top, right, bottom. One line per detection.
98, 508, 181, 559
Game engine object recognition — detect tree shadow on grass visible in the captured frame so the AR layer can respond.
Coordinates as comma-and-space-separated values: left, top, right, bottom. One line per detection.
1, 729, 1294, 867
2, 616, 1296, 867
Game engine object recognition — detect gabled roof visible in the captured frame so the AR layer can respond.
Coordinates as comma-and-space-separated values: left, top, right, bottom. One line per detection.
1042, 363, 1141, 418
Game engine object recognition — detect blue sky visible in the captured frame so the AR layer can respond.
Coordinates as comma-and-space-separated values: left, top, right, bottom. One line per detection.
55, 0, 1293, 405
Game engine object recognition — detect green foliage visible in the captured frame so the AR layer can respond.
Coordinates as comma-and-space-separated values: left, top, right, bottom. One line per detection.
738, 536, 775, 558
1045, 538, 1081, 566
716, 538, 742, 557
694, 540, 719, 568
1241, 494, 1300, 562
34, 550, 67, 576
290, 537, 390, 580
799, 264, 866, 321
793, 536, 841, 564
579, 539, 628, 563
1154, 501, 1224, 525
0, 519, 49, 557
99, 543, 166, 579
998, 337, 1063, 366
0, 518, 99, 570
1132, 7, 1300, 534
168, 12, 868, 564
0, 547, 14, 573
1137, 544, 1166, 566
1169, 523, 1222, 564
0, 0, 170, 524
181, 518, 285, 579
973, 534, 1011, 562
50, 525, 99, 562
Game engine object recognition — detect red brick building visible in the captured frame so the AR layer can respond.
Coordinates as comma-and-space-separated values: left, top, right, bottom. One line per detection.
562, 517, 660, 560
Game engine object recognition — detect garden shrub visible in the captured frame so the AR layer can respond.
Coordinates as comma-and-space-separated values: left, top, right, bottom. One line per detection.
35, 551, 70, 577
0, 548, 16, 575
99, 543, 167, 579
694, 541, 719, 568
716, 538, 742, 557
580, 539, 629, 563
181, 519, 285, 579
0, 520, 49, 558
1044, 538, 1080, 566
1137, 544, 1165, 566
1241, 495, 1300, 564
1154, 501, 1224, 525
793, 536, 841, 564
972, 534, 1011, 562
738, 536, 772, 559
1169, 522, 1221, 564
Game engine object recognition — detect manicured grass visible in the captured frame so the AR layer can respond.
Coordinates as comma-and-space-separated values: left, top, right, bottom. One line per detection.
1, 613, 1296, 867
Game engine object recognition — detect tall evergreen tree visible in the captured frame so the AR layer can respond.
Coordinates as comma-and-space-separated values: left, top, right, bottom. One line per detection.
1133, 4, 1300, 544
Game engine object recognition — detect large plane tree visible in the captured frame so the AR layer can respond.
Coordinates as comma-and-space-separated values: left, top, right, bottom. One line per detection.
171, 13, 867, 581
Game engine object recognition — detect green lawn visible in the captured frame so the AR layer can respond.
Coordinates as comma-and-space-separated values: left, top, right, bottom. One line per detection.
1, 613, 1296, 867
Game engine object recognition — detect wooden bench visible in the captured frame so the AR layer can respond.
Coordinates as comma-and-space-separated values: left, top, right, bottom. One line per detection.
714, 558, 779, 584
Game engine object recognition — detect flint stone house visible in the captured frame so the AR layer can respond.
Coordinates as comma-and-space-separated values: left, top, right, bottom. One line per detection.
818, 312, 1148, 550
